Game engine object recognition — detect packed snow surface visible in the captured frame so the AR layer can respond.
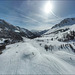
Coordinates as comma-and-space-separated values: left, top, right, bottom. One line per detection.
0, 38, 75, 74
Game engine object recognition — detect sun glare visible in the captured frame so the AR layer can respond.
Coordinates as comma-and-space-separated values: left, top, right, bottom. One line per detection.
44, 1, 53, 14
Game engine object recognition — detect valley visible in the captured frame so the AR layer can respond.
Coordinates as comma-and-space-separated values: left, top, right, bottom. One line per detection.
0, 18, 75, 74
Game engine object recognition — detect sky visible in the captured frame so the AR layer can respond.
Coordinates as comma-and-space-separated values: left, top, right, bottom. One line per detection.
0, 0, 75, 30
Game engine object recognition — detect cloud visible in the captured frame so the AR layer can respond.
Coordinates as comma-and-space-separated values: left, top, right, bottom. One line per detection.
0, 5, 64, 30
1, 1, 75, 31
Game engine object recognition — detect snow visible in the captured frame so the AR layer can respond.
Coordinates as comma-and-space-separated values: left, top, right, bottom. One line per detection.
0, 38, 75, 74
0, 38, 5, 43
15, 30, 20, 32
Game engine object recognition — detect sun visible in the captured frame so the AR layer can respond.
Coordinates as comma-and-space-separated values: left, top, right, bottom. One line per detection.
44, 1, 53, 14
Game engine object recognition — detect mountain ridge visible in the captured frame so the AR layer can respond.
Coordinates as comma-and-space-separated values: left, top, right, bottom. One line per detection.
51, 18, 75, 29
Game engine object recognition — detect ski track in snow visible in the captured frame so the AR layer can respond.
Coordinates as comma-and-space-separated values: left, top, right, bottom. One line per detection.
0, 39, 75, 74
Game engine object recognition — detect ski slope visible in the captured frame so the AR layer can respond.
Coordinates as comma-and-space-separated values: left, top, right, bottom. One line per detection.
0, 38, 75, 74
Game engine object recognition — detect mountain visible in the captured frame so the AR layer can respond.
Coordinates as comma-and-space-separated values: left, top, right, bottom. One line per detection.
43, 18, 75, 42
16, 26, 37, 38
0, 19, 37, 44
52, 18, 75, 29
31, 29, 49, 36
31, 18, 75, 37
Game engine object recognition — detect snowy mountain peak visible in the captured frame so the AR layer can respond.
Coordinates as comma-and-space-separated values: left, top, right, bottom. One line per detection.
52, 18, 75, 29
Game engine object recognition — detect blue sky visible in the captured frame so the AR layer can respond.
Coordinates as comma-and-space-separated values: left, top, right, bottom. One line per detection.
0, 0, 75, 30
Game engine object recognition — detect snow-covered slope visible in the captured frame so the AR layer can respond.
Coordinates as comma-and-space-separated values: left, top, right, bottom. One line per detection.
0, 38, 75, 74
43, 18, 75, 42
